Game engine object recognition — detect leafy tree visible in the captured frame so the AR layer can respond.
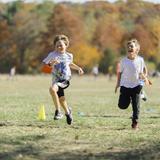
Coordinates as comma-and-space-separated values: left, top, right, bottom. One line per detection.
147, 17, 160, 63
0, 19, 16, 72
99, 48, 116, 74
131, 24, 155, 59
92, 15, 125, 54
0, 0, 160, 73
41, 3, 85, 54
3, 1, 22, 24
70, 43, 101, 71
11, 9, 42, 73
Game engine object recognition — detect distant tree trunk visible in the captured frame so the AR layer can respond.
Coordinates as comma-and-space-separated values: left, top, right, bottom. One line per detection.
19, 49, 26, 73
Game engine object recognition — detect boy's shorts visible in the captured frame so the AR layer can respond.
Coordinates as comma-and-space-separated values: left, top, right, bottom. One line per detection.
56, 80, 70, 97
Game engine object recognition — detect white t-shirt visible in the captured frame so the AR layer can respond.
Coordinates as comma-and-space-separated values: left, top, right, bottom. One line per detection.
120, 56, 145, 88
43, 51, 73, 82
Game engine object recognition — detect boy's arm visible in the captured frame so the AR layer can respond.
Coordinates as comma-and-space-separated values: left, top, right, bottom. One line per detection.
115, 72, 121, 93
143, 65, 152, 85
139, 63, 152, 85
143, 65, 148, 77
42, 53, 60, 66
70, 62, 84, 75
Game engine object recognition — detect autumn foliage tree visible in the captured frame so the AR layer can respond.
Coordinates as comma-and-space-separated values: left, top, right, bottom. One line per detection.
41, 4, 85, 54
92, 16, 125, 54
0, 19, 16, 72
0, 0, 160, 73
70, 43, 101, 70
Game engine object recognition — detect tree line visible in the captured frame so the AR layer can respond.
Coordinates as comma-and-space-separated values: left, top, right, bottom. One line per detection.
0, 0, 160, 74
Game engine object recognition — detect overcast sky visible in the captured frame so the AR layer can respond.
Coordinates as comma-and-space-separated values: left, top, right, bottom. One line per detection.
0, 0, 160, 3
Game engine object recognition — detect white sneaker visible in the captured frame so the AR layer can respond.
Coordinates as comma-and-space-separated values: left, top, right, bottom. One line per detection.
54, 110, 63, 120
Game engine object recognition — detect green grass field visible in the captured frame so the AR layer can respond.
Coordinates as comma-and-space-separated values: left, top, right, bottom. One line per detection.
0, 75, 160, 160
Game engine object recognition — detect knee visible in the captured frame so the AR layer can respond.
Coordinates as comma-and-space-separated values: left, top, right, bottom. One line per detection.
49, 87, 57, 94
118, 103, 129, 110
59, 96, 65, 103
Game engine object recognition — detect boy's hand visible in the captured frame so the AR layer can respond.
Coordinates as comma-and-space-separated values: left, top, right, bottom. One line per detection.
78, 67, 84, 75
49, 59, 60, 66
145, 78, 152, 85
115, 84, 119, 93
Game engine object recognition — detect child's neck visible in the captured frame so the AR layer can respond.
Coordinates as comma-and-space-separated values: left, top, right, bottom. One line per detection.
127, 52, 137, 60
56, 50, 66, 54
127, 56, 136, 60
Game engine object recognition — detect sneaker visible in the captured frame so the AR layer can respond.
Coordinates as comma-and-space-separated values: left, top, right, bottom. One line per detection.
142, 97, 147, 101
131, 120, 139, 130
141, 91, 147, 101
54, 110, 63, 120
65, 108, 73, 125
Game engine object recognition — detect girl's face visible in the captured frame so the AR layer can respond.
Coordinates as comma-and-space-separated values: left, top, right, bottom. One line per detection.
127, 41, 138, 60
55, 40, 67, 53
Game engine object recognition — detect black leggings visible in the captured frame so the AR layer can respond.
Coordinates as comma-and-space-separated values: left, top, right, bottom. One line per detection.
118, 85, 142, 121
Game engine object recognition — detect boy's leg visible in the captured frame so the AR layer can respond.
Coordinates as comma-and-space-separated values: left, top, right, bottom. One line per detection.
118, 86, 131, 109
131, 85, 142, 128
140, 90, 147, 101
57, 83, 70, 115
56, 80, 72, 124
139, 80, 147, 101
49, 84, 63, 120
59, 96, 69, 114
59, 95, 73, 125
49, 84, 61, 110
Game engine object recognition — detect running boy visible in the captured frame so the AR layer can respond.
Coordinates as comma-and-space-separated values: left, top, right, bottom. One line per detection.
42, 34, 84, 125
115, 39, 147, 129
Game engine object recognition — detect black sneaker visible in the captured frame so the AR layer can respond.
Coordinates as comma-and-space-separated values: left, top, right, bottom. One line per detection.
54, 110, 63, 120
142, 97, 147, 101
65, 108, 73, 125
141, 91, 147, 101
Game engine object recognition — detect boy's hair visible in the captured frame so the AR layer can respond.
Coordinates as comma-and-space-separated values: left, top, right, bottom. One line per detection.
127, 38, 140, 52
53, 34, 69, 47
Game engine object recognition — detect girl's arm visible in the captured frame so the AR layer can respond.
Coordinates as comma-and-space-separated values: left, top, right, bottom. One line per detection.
69, 62, 84, 75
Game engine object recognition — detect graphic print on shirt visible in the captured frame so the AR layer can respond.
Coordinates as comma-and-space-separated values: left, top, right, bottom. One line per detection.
43, 51, 72, 82
54, 61, 68, 81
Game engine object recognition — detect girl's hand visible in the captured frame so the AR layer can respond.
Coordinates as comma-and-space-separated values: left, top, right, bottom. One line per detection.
78, 67, 84, 75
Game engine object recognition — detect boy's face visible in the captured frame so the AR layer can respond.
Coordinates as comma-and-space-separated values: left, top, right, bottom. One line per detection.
127, 41, 138, 59
55, 40, 67, 53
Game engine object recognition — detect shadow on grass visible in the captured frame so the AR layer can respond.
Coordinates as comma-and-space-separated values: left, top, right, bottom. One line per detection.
1, 136, 159, 160
0, 121, 61, 129
82, 115, 122, 118
0, 145, 39, 160
149, 116, 160, 119
45, 143, 160, 160
0, 134, 45, 160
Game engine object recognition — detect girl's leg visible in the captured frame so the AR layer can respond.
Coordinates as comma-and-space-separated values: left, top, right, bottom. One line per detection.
49, 84, 61, 112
